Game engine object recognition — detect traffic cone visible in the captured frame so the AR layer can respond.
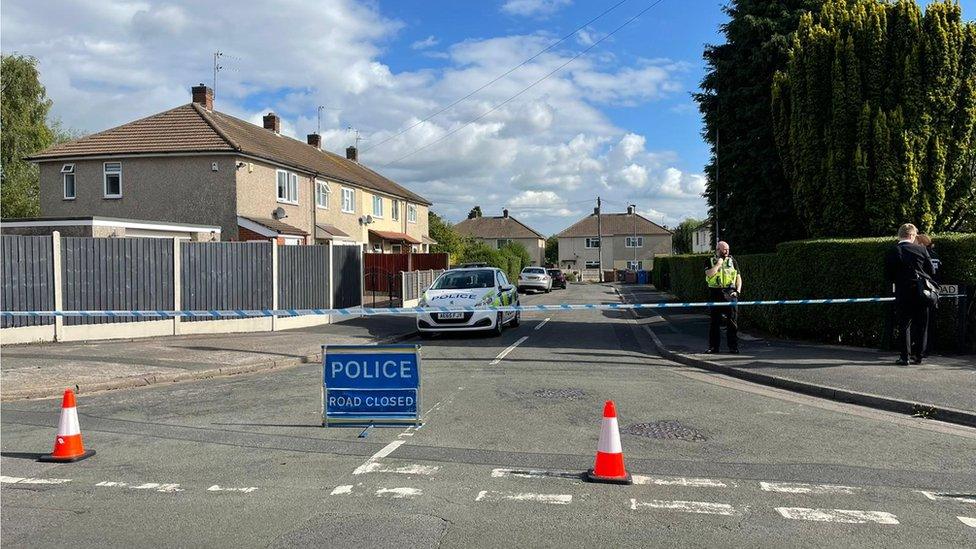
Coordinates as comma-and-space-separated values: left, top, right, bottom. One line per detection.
585, 400, 632, 485
39, 389, 95, 463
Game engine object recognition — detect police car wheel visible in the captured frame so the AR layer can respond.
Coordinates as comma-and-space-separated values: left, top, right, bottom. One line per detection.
491, 312, 504, 336
511, 309, 520, 327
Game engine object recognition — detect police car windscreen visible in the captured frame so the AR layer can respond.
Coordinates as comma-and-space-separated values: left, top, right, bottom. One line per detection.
431, 270, 495, 289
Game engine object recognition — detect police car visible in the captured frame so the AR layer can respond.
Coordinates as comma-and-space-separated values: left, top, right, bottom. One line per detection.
416, 267, 520, 337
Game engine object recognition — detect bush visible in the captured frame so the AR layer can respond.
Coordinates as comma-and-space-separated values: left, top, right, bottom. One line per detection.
655, 234, 976, 351
458, 241, 531, 283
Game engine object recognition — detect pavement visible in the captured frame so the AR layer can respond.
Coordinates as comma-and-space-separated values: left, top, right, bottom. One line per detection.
617, 285, 976, 427
0, 315, 417, 401
3, 284, 976, 547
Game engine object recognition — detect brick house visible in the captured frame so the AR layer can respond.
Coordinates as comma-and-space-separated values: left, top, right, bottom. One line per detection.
453, 209, 546, 266
557, 207, 673, 271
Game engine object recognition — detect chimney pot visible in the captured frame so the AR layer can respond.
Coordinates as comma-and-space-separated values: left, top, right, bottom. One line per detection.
192, 84, 213, 111
627, 205, 635, 215
307, 133, 322, 149
263, 112, 281, 134
346, 146, 358, 162
503, 209, 509, 218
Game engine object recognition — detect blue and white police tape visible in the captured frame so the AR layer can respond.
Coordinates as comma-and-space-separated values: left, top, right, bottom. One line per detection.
0, 296, 897, 318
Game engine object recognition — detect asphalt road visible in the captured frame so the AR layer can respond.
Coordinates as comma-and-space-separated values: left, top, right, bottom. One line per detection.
2, 284, 975, 548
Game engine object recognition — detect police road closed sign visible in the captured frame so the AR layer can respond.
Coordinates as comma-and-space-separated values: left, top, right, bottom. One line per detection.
322, 344, 421, 426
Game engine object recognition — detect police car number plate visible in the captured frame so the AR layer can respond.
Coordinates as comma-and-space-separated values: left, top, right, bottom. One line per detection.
437, 312, 464, 320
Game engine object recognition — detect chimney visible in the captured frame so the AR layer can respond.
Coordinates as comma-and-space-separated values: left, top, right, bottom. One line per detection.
192, 83, 213, 111
307, 133, 322, 149
593, 207, 600, 216
346, 146, 358, 162
627, 205, 635, 215
263, 112, 281, 134
502, 209, 509, 218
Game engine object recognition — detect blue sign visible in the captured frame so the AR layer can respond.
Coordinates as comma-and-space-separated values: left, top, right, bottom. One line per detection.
322, 344, 421, 426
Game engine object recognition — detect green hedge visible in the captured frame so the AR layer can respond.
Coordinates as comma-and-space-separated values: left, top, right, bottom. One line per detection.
653, 234, 976, 351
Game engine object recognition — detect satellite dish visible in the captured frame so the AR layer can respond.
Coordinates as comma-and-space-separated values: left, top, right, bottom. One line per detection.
366, 215, 374, 224
272, 207, 287, 220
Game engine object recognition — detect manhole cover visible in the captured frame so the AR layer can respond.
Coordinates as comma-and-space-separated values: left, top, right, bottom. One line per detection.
622, 420, 707, 442
532, 388, 586, 400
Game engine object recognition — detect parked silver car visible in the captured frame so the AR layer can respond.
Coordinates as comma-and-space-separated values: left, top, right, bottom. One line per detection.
517, 266, 551, 293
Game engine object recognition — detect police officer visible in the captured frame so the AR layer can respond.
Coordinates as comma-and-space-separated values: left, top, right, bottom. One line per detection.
704, 241, 742, 354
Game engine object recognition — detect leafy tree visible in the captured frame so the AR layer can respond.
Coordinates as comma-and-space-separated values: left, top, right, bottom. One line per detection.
544, 236, 558, 266
1, 54, 56, 218
695, 0, 823, 252
672, 218, 705, 254
772, 0, 976, 236
428, 211, 471, 264
466, 206, 483, 219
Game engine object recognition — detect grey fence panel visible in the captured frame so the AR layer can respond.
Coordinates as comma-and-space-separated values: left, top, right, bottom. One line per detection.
181, 242, 272, 321
61, 237, 174, 326
278, 245, 330, 310
332, 245, 362, 309
1, 235, 54, 328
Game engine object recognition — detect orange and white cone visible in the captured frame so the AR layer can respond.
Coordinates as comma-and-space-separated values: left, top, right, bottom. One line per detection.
585, 400, 632, 484
39, 389, 95, 463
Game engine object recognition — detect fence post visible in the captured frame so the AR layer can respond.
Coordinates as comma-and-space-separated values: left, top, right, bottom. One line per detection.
52, 231, 64, 342
271, 242, 279, 331
327, 241, 334, 317
173, 238, 182, 336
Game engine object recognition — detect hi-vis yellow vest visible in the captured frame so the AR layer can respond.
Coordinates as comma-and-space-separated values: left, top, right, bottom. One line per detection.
706, 256, 738, 288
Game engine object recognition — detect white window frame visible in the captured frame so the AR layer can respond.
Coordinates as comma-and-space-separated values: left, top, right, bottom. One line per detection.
341, 187, 355, 213
625, 236, 644, 248
391, 244, 402, 253
61, 164, 76, 200
391, 200, 400, 221
315, 179, 330, 209
626, 260, 643, 270
372, 195, 384, 218
585, 237, 600, 249
584, 260, 600, 268
103, 162, 122, 198
276, 169, 298, 205
496, 239, 512, 248
407, 204, 417, 223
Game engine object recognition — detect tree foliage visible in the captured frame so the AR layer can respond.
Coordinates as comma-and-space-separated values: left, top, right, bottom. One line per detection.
1, 54, 55, 218
428, 211, 471, 264
672, 218, 705, 254
466, 206, 483, 219
772, 0, 976, 236
695, 0, 823, 253
544, 236, 558, 266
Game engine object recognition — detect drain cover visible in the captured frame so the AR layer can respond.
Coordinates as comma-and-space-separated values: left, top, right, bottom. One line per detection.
622, 420, 707, 442
533, 388, 586, 400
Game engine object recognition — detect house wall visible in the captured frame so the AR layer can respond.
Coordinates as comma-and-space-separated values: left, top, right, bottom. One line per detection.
314, 178, 361, 242
38, 156, 238, 238
692, 227, 712, 253
558, 234, 672, 270
235, 158, 313, 241
312, 180, 429, 250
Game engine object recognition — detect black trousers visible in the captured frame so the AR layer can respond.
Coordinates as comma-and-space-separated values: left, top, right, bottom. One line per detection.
708, 296, 738, 350
896, 301, 929, 361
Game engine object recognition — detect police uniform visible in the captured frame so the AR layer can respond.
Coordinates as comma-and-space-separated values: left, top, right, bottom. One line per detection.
705, 255, 739, 352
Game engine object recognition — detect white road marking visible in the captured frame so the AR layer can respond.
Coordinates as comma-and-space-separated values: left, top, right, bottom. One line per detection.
633, 475, 728, 488
760, 482, 857, 494
490, 336, 529, 365
375, 487, 421, 499
534, 318, 551, 330
918, 490, 976, 504
958, 516, 976, 528
95, 481, 183, 493
0, 476, 72, 485
357, 462, 439, 475
475, 490, 572, 505
775, 507, 899, 524
207, 485, 259, 493
330, 485, 354, 496
353, 440, 406, 475
630, 499, 740, 516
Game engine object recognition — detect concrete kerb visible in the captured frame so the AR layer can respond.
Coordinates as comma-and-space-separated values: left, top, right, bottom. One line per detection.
610, 285, 976, 429
0, 330, 418, 402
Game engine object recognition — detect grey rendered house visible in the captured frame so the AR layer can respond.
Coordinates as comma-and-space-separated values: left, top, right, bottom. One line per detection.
557, 208, 672, 271
11, 84, 432, 249
453, 209, 546, 266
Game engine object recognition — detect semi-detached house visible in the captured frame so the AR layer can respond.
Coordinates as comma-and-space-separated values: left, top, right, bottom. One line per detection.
452, 209, 546, 266
557, 208, 673, 271
13, 84, 433, 251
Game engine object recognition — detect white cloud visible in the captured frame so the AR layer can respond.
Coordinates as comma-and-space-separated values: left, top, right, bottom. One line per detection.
501, 0, 572, 18
411, 35, 439, 50
2, 0, 706, 234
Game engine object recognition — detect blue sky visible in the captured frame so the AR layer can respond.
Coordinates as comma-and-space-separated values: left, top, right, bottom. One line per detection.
2, 0, 972, 234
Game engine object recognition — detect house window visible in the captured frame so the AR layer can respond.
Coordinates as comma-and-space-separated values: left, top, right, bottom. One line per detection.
585, 237, 600, 248
61, 164, 75, 200
315, 180, 330, 209
372, 195, 383, 218
392, 244, 402, 253
496, 239, 512, 248
103, 162, 122, 198
627, 260, 643, 270
625, 236, 644, 248
276, 170, 298, 204
341, 188, 355, 213
407, 204, 417, 223
392, 200, 400, 221
372, 243, 383, 253
584, 260, 600, 268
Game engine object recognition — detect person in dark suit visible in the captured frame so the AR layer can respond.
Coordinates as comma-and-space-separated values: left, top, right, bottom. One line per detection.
883, 224, 936, 365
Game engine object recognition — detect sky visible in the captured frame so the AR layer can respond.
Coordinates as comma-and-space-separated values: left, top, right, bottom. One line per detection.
2, 0, 972, 235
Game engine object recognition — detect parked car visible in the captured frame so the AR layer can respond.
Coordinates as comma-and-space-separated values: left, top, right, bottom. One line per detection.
517, 266, 552, 293
416, 267, 520, 337
547, 268, 567, 289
